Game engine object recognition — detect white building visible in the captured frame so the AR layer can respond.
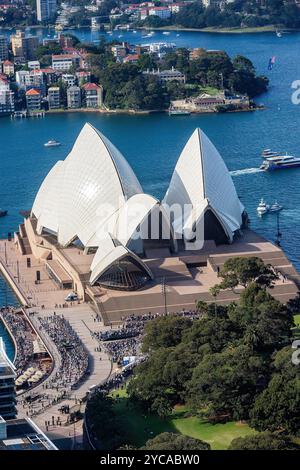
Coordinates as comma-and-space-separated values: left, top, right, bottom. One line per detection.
52, 54, 80, 71
148, 7, 171, 19
164, 128, 244, 245
67, 85, 81, 109
0, 78, 15, 115
48, 86, 61, 109
144, 67, 186, 83
30, 124, 245, 290
62, 73, 76, 87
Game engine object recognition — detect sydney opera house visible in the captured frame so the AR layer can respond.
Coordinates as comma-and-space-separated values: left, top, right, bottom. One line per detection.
16, 122, 294, 321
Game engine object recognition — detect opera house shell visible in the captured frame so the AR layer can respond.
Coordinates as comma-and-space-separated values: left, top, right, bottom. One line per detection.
29, 123, 245, 291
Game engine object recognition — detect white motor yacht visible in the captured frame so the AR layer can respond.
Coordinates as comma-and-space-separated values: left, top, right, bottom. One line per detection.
257, 199, 269, 216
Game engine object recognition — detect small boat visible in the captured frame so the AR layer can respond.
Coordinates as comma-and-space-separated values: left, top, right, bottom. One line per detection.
276, 30, 282, 38
169, 108, 191, 116
257, 199, 269, 216
162, 31, 170, 35
0, 209, 7, 217
133, 30, 137, 34
269, 201, 283, 213
44, 140, 61, 147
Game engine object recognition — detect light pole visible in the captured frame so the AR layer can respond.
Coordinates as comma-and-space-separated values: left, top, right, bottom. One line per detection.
275, 211, 282, 246
161, 277, 167, 315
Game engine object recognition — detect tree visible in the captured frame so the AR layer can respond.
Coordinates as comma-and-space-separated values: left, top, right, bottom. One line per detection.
250, 347, 300, 435
229, 432, 300, 450
187, 345, 268, 421
86, 392, 124, 450
218, 257, 278, 290
141, 432, 210, 450
142, 316, 192, 352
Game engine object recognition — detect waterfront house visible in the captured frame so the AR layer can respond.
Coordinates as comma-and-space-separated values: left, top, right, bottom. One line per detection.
48, 87, 61, 110
26, 88, 41, 112
67, 85, 81, 109
0, 77, 15, 115
82, 83, 103, 109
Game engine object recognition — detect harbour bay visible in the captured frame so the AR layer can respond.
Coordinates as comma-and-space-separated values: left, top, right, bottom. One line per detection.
1, 29, 300, 304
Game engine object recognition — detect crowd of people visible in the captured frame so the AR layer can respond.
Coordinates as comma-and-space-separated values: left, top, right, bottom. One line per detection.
95, 310, 202, 367
0, 307, 34, 376
39, 314, 89, 390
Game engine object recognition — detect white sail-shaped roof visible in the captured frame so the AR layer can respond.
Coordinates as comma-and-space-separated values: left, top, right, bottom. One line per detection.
163, 128, 244, 243
31, 123, 160, 285
32, 123, 143, 247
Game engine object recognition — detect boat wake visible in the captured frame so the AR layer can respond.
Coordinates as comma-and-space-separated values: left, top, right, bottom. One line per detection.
230, 168, 263, 176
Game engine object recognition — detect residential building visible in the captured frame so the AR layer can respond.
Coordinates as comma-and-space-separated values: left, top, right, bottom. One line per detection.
2, 60, 14, 76
123, 54, 139, 64
16, 70, 30, 88
36, 0, 57, 22
82, 83, 103, 108
52, 54, 80, 71
11, 30, 26, 58
0, 77, 15, 115
26, 36, 40, 60
11, 31, 39, 60
28, 60, 41, 70
67, 85, 81, 109
148, 6, 171, 19
0, 36, 8, 61
62, 73, 77, 87
111, 44, 127, 61
0, 416, 57, 450
48, 86, 61, 109
26, 88, 41, 112
143, 67, 186, 83
0, 338, 16, 419
76, 71, 91, 85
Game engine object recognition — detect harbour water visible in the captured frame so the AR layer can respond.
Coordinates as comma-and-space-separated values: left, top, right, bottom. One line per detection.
1, 29, 300, 307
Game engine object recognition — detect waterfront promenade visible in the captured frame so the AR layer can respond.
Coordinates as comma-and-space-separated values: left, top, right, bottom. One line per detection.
16, 306, 112, 448
0, 240, 112, 447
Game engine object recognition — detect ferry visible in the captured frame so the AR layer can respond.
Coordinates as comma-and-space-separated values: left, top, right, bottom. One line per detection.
260, 154, 300, 171
44, 139, 61, 147
169, 108, 191, 116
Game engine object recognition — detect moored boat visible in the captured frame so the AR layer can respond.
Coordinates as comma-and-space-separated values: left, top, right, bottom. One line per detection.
257, 199, 269, 216
44, 139, 61, 147
169, 108, 191, 116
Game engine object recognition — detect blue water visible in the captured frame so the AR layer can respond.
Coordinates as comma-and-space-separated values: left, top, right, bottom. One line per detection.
0, 319, 15, 361
0, 29, 300, 287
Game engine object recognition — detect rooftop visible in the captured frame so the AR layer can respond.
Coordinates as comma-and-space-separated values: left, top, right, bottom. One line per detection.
25, 88, 40, 96
0, 417, 57, 451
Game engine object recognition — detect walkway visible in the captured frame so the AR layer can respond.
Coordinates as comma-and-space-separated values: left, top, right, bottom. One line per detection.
17, 304, 112, 448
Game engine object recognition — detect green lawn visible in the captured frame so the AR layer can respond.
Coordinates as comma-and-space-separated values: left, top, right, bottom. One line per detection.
111, 390, 256, 450
294, 314, 300, 327
199, 86, 221, 96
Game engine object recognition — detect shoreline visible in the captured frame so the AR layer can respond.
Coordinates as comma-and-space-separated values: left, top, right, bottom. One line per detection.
44, 105, 263, 116
0, 24, 298, 35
